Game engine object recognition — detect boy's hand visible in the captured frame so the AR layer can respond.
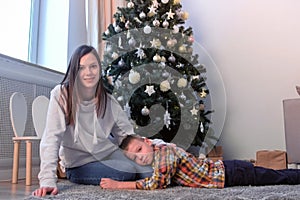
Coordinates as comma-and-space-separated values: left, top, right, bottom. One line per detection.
100, 178, 136, 189
100, 178, 118, 189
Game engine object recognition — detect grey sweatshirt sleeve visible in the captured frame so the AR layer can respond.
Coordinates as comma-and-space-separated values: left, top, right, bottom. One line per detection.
108, 95, 135, 145
38, 85, 66, 188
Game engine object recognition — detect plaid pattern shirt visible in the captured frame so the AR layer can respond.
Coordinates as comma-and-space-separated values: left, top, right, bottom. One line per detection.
136, 144, 225, 190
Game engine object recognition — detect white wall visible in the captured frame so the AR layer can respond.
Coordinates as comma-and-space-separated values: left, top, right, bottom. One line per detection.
182, 0, 300, 160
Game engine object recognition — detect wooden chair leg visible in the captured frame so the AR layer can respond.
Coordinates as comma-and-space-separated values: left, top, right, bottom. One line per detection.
26, 140, 32, 186
12, 141, 20, 184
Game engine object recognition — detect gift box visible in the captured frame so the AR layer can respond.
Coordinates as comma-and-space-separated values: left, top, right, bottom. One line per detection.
283, 98, 300, 163
207, 146, 223, 161
255, 150, 287, 170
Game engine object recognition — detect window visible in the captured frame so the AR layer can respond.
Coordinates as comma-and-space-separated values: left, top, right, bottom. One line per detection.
0, 0, 32, 61
0, 0, 73, 73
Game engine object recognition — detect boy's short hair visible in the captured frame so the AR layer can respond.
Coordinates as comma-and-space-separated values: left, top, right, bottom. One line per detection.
119, 134, 144, 150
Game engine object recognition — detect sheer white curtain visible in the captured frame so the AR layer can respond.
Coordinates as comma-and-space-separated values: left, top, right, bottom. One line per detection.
85, 0, 126, 58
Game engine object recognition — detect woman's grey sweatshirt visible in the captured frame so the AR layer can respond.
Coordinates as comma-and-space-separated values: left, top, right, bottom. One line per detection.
38, 85, 135, 188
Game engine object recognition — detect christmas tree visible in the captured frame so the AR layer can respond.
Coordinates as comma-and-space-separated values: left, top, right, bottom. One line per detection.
101, 0, 212, 150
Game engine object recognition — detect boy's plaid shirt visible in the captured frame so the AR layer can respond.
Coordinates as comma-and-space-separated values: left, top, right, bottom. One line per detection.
136, 144, 225, 189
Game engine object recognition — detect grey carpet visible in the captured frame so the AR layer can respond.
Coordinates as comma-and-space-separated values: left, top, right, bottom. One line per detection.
25, 180, 300, 200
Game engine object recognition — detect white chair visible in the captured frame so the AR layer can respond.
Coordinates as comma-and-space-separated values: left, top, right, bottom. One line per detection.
9, 93, 49, 186
32, 95, 49, 138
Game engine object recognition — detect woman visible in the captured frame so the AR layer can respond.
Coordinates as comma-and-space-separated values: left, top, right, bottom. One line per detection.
32, 45, 153, 197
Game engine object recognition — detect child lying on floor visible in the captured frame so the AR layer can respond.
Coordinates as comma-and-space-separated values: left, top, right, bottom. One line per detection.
100, 135, 300, 190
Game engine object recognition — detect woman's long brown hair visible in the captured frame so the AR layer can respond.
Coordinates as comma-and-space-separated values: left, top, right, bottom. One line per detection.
59, 45, 107, 125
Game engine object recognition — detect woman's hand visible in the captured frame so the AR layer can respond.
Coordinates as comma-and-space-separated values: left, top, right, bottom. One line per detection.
100, 178, 136, 189
32, 187, 58, 197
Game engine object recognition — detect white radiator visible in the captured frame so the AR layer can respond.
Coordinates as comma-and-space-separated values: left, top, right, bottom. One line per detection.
0, 54, 63, 181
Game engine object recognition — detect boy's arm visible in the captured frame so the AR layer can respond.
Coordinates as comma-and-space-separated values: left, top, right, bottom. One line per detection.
100, 178, 136, 189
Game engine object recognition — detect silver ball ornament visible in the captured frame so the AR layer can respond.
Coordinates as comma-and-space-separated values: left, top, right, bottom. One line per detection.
141, 106, 150, 116
128, 37, 136, 47
162, 20, 169, 28
168, 54, 176, 62
106, 45, 112, 52
162, 71, 170, 78
114, 26, 122, 33
118, 58, 125, 67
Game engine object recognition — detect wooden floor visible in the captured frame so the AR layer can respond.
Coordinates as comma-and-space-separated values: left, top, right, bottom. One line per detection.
0, 178, 39, 200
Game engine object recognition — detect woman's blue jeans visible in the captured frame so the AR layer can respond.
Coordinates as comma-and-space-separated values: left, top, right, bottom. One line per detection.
65, 149, 153, 185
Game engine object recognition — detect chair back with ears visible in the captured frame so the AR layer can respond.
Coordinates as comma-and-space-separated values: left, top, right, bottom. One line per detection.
9, 92, 28, 138
32, 95, 49, 138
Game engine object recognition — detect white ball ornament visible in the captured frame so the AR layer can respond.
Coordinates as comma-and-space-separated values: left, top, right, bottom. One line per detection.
160, 80, 171, 92
179, 45, 187, 53
177, 78, 188, 88
128, 70, 141, 84
117, 96, 124, 102
161, 0, 169, 4
112, 52, 119, 60
139, 12, 146, 19
153, 19, 160, 27
144, 25, 152, 34
167, 39, 176, 48
127, 1, 134, 8
172, 25, 179, 34
114, 25, 121, 33
125, 21, 130, 29
153, 54, 161, 62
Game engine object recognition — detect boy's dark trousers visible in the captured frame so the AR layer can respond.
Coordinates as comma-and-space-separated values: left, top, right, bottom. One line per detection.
223, 160, 300, 187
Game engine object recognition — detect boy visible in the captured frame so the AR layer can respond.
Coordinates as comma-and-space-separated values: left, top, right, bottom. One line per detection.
100, 135, 300, 190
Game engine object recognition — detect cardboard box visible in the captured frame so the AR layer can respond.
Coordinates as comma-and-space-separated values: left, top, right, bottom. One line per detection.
208, 157, 223, 162
207, 146, 223, 161
255, 150, 287, 170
